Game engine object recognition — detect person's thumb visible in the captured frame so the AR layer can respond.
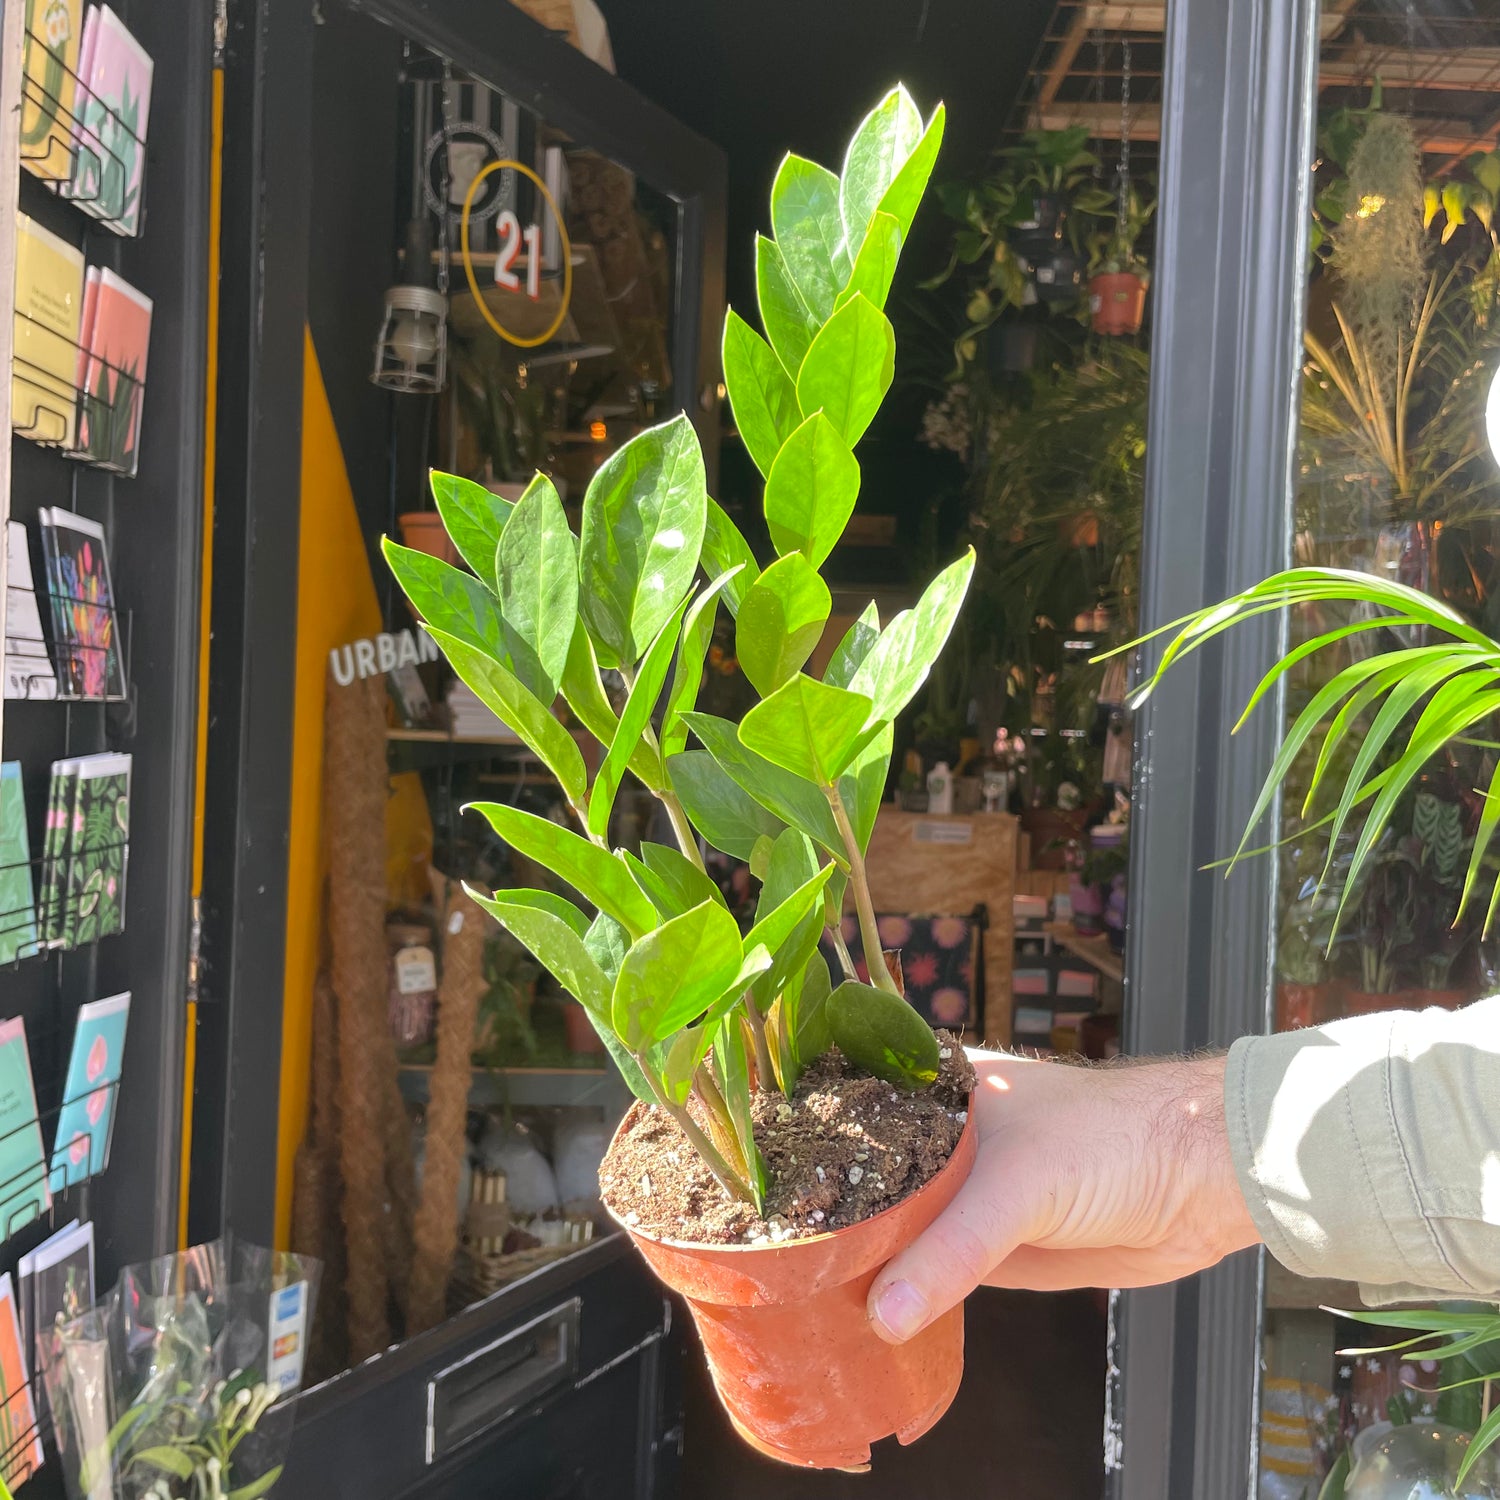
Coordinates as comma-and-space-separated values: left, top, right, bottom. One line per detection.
866, 1173, 1030, 1344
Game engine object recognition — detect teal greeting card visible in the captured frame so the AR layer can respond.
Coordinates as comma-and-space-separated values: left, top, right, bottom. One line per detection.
49, 992, 128, 1192
0, 1018, 47, 1241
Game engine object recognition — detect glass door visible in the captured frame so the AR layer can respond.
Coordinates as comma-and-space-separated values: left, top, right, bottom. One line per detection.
1256, 6, 1500, 1495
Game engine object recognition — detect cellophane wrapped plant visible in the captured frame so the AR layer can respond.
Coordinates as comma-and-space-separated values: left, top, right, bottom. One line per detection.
39, 1238, 319, 1500
384, 85, 974, 1231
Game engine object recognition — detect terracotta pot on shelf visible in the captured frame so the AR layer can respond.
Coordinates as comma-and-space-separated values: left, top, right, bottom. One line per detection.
1274, 981, 1340, 1031
1344, 988, 1429, 1017
1088, 272, 1147, 335
398, 511, 460, 567
611, 1110, 978, 1470
1416, 988, 1468, 1011
563, 1000, 606, 1055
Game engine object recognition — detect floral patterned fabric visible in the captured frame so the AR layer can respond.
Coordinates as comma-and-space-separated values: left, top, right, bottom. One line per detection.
820, 912, 982, 1032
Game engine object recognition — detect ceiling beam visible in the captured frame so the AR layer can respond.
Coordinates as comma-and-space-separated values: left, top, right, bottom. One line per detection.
1038, 6, 1095, 109
1319, 48, 1500, 93
1028, 100, 1496, 156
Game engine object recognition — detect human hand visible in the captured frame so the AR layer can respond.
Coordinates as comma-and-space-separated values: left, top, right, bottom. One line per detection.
867, 1049, 1260, 1343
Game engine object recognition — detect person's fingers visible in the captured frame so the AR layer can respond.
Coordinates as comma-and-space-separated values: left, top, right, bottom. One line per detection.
981, 1243, 1192, 1292
867, 1171, 1034, 1344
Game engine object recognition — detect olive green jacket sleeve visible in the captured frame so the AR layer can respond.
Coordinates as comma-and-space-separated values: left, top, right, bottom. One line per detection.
1225, 997, 1500, 1305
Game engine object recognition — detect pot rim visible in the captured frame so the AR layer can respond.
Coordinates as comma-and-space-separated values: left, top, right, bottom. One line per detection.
604, 1097, 976, 1255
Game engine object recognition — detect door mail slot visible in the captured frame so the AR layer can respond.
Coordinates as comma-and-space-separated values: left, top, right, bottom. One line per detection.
425, 1299, 581, 1463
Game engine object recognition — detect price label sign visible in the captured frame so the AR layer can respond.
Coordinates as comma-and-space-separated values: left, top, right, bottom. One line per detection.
460, 158, 573, 348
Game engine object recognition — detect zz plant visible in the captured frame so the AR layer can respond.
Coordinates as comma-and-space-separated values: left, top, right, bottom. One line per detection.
383, 88, 967, 1214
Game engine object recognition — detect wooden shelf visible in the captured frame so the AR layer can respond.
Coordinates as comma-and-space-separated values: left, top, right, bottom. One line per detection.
1045, 922, 1125, 984
397, 1062, 622, 1109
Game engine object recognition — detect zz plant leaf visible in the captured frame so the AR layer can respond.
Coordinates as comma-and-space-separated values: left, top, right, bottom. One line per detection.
735, 554, 832, 696
826, 981, 941, 1090
429, 470, 514, 589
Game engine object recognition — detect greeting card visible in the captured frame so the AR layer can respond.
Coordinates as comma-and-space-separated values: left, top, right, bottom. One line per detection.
50, 993, 128, 1191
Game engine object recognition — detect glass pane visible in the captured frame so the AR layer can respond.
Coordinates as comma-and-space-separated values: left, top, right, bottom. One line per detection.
1259, 6, 1500, 1492
297, 7, 687, 1380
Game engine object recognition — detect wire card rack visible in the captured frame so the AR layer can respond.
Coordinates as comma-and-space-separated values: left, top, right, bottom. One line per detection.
13, 312, 146, 477
0, 841, 130, 967
20, 21, 148, 237
4, 587, 132, 704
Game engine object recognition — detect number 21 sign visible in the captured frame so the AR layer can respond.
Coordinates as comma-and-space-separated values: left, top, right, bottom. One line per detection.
459, 158, 573, 349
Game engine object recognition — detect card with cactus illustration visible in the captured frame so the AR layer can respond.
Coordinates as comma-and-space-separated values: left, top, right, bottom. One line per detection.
76, 269, 151, 470
65, 5, 152, 236
61, 753, 129, 950
20, 0, 83, 183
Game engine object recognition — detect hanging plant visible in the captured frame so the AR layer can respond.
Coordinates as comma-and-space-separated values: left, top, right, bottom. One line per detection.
1328, 111, 1427, 361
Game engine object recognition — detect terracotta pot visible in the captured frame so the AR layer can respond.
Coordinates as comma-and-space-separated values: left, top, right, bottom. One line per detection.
1344, 988, 1428, 1016
1417, 988, 1468, 1011
398, 511, 460, 567
612, 1110, 978, 1469
1274, 981, 1338, 1031
563, 1000, 606, 1055
1089, 272, 1147, 335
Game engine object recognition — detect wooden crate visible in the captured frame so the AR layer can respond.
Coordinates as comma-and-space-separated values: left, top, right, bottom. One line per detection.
857, 809, 1018, 1047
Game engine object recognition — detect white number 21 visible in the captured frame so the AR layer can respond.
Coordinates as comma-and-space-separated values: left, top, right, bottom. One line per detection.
495, 211, 543, 301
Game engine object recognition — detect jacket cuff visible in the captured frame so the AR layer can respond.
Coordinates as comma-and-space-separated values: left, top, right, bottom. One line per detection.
1225, 1013, 1435, 1293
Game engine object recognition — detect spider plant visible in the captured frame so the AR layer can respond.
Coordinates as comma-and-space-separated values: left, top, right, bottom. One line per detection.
1122, 568, 1500, 939
1301, 253, 1500, 533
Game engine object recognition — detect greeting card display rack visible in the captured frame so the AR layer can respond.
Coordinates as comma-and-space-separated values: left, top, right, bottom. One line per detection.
5, 587, 133, 704
12, 311, 147, 477
20, 22, 148, 238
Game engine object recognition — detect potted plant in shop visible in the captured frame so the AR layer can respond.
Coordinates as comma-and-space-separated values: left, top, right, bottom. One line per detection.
1087, 184, 1154, 336
382, 88, 978, 1471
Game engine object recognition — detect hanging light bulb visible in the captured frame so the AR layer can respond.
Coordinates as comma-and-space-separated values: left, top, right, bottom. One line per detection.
1488, 363, 1500, 466
372, 217, 447, 393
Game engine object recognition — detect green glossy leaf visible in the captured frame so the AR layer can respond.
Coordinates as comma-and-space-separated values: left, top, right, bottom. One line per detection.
749, 833, 776, 882
469, 802, 656, 938
662, 1024, 712, 1105
739, 674, 875, 786
131, 1448, 197, 1480
496, 473, 578, 699
872, 103, 946, 242
585, 910, 629, 984
588, 596, 690, 840
850, 549, 975, 723
795, 293, 895, 447
230, 1466, 287, 1500
736, 554, 833, 696
663, 568, 742, 758
763, 413, 860, 568
756, 234, 819, 376
484, 887, 590, 937
612, 901, 744, 1046
579, 413, 707, 665
383, 538, 505, 661
682, 711, 846, 851
713, 1014, 767, 1209
425, 627, 587, 808
827, 981, 940, 1089
747, 862, 835, 1013
642, 840, 726, 912
560, 622, 664, 792
793, 951, 834, 1064
469, 889, 611, 1018
843, 721, 893, 855
723, 310, 799, 478
430, 470, 514, 590
840, 86, 923, 253
772, 154, 851, 322
825, 603, 881, 689
702, 499, 760, 619
667, 748, 787, 858
1473, 151, 1500, 199
756, 829, 819, 919
837, 209, 901, 313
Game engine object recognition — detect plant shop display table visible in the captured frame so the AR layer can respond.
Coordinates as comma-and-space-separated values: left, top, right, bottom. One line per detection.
1045, 920, 1125, 985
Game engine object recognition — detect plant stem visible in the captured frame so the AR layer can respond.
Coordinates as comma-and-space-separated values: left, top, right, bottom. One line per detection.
825, 784, 900, 994
691, 1066, 747, 1174
830, 923, 860, 982
741, 996, 775, 1090
638, 1057, 755, 1205
658, 783, 709, 873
